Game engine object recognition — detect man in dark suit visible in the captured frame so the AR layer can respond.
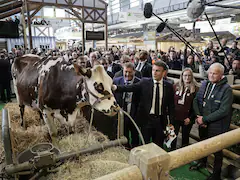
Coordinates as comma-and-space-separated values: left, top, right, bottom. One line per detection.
113, 61, 175, 148
0, 53, 12, 103
104, 53, 122, 75
99, 57, 114, 79
113, 54, 142, 79
135, 50, 152, 78
113, 62, 141, 148
114, 69, 142, 79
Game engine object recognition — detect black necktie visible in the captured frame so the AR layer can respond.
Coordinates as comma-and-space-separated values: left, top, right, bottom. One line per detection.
123, 82, 130, 110
155, 82, 160, 115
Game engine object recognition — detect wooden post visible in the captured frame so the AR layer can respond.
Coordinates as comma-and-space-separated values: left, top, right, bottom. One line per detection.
168, 128, 240, 170
21, 6, 28, 50
105, 23, 108, 51
82, 22, 85, 54
129, 143, 170, 180
26, 2, 33, 49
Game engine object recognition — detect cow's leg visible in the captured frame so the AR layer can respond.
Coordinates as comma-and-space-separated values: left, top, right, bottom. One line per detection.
13, 77, 20, 103
38, 110, 44, 125
19, 105, 25, 128
42, 109, 58, 145
68, 108, 79, 134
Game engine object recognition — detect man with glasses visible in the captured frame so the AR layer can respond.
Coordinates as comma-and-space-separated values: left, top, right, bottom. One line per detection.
113, 62, 141, 148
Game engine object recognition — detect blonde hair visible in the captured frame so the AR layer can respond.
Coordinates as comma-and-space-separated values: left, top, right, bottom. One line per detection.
176, 68, 198, 94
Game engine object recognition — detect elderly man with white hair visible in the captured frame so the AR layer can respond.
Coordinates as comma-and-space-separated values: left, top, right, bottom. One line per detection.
191, 63, 233, 180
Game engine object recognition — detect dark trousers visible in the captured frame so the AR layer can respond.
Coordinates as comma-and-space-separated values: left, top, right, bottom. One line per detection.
199, 126, 223, 176
0, 81, 11, 102
142, 115, 165, 148
171, 120, 193, 150
124, 117, 139, 148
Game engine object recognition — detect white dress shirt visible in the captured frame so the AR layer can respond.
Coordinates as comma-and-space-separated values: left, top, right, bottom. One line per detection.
123, 78, 134, 114
107, 63, 113, 72
150, 78, 163, 115
136, 60, 146, 71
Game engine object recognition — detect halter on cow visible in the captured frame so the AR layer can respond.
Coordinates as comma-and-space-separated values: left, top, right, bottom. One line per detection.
12, 54, 119, 143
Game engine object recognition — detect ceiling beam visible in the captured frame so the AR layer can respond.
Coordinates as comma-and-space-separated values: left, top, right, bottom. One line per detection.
32, 15, 80, 20
0, 0, 15, 6
0, 7, 21, 20
65, 9, 82, 27
26, 1, 105, 10
30, 5, 43, 19
0, 1, 23, 14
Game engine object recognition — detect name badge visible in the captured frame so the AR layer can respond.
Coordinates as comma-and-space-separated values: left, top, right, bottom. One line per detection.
178, 99, 184, 105
203, 101, 206, 107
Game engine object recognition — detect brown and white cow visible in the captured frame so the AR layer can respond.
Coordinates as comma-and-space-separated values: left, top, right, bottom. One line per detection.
12, 54, 119, 142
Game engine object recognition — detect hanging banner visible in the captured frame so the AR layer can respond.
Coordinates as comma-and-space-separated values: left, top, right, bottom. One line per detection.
119, 11, 144, 22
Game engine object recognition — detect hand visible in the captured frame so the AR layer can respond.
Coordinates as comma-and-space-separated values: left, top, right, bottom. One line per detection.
184, 118, 190, 125
196, 115, 204, 125
111, 84, 117, 91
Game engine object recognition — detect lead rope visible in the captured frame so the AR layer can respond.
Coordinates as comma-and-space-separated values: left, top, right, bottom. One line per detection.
84, 107, 95, 147
120, 108, 145, 145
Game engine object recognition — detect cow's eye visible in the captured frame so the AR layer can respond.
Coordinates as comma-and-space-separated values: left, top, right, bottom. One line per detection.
94, 82, 104, 94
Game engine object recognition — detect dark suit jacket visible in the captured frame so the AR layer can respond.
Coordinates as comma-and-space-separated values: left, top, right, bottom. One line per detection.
112, 63, 122, 75
113, 69, 142, 79
107, 71, 114, 79
116, 78, 175, 128
0, 59, 11, 83
139, 62, 152, 78
113, 76, 140, 119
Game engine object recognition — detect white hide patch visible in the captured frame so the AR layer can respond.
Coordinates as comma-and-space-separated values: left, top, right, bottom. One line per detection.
60, 64, 74, 71
85, 65, 115, 111
38, 57, 63, 77
51, 109, 78, 127
52, 109, 66, 125
13, 77, 20, 104
22, 54, 40, 58
68, 108, 79, 127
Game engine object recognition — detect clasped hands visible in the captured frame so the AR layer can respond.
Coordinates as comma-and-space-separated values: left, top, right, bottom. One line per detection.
195, 115, 207, 128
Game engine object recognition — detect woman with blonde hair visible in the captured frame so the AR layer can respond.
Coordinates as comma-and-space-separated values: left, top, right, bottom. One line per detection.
171, 68, 199, 150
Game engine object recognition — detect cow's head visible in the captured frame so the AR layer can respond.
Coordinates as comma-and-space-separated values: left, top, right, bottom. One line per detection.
74, 64, 119, 116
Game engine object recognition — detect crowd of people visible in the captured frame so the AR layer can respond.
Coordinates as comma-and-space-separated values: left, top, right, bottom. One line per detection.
0, 39, 239, 180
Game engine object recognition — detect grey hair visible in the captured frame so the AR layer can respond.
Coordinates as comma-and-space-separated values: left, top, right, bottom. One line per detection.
123, 62, 135, 70
209, 62, 225, 75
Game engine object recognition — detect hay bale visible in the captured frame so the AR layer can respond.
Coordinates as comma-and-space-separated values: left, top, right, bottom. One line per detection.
11, 125, 50, 155
58, 132, 109, 152
89, 160, 130, 179
4, 103, 41, 128
0, 103, 131, 180
48, 132, 130, 180
0, 141, 4, 164
47, 147, 130, 180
